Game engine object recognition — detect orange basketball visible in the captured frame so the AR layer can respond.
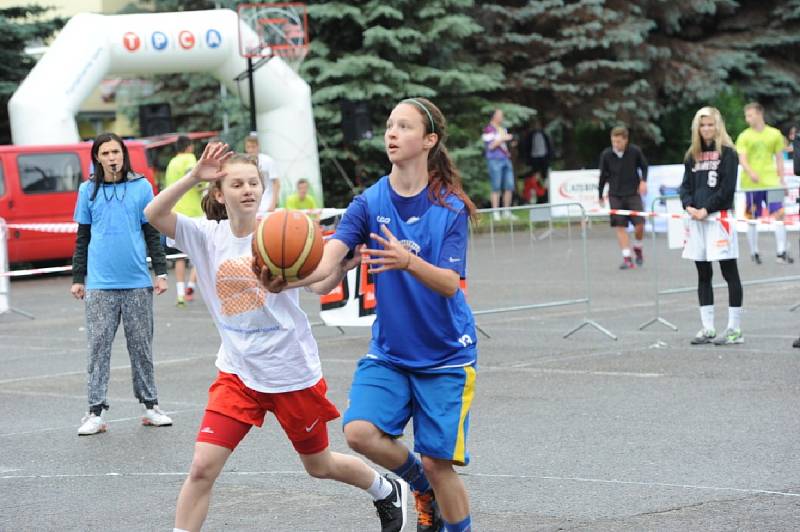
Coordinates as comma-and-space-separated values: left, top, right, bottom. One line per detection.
252, 209, 324, 282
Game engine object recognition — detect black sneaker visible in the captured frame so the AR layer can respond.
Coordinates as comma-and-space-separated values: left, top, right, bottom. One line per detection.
633, 247, 644, 266
793, 337, 800, 348
752, 253, 762, 264
413, 490, 443, 532
776, 252, 795, 264
374, 475, 408, 532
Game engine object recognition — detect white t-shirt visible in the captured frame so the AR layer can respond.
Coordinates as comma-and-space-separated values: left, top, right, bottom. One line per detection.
174, 214, 322, 393
256, 153, 280, 216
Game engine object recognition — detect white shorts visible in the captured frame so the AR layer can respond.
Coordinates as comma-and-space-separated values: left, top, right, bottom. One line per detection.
682, 210, 739, 262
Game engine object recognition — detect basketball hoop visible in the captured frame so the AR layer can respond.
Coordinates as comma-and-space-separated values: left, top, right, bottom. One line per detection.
238, 3, 309, 69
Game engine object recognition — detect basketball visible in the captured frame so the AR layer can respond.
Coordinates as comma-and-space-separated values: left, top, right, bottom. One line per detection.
252, 209, 324, 282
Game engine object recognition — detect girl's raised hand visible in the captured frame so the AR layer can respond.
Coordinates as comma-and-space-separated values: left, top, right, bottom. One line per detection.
362, 225, 413, 274
192, 142, 232, 182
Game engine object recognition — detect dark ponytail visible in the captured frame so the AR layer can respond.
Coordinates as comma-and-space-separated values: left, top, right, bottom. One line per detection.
201, 153, 264, 222
402, 97, 478, 222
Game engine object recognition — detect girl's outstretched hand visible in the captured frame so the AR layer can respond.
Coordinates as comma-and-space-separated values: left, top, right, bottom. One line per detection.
252, 258, 288, 293
192, 142, 232, 182
362, 225, 413, 274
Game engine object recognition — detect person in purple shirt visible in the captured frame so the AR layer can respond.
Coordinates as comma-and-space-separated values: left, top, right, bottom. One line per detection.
482, 109, 515, 221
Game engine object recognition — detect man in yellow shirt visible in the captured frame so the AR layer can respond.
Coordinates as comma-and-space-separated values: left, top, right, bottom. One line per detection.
736, 102, 791, 264
164, 136, 201, 305
285, 178, 318, 210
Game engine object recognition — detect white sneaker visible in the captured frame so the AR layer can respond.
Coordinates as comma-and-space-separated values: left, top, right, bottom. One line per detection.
503, 209, 515, 220
492, 211, 501, 222
142, 406, 173, 427
77, 413, 107, 436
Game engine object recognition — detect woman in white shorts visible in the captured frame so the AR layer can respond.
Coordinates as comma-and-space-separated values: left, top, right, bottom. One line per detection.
679, 107, 744, 345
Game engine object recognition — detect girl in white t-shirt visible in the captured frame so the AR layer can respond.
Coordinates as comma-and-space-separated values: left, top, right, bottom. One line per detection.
144, 143, 408, 532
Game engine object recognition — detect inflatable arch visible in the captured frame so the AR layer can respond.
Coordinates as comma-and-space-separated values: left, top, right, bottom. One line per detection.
8, 9, 322, 202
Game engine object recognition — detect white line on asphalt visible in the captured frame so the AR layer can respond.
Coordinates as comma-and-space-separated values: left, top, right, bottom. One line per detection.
0, 389, 202, 407
0, 407, 201, 438
461, 472, 800, 498
2, 469, 797, 499
481, 366, 663, 378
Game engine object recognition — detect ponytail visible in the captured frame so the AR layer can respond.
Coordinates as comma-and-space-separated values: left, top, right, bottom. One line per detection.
201, 184, 228, 221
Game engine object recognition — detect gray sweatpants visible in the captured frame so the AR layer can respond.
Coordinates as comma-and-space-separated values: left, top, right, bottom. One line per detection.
84, 288, 158, 412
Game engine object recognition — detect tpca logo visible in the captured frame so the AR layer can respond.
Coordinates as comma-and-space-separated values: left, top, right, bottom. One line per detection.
122, 28, 222, 52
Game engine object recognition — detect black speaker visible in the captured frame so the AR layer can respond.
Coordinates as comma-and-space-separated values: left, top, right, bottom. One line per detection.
138, 103, 173, 137
341, 100, 373, 144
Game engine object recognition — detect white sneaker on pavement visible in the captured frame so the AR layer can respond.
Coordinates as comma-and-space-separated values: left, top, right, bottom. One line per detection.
77, 413, 107, 436
142, 406, 173, 427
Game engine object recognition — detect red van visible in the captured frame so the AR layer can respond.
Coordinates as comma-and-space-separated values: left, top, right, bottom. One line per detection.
0, 132, 217, 265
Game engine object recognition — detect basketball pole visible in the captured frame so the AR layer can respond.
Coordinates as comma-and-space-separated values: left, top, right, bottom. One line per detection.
247, 56, 257, 132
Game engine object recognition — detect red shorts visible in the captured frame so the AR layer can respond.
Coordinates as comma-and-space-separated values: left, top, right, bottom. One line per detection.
196, 371, 341, 455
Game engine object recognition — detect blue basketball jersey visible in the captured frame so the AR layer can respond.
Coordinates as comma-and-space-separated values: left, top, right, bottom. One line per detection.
357, 176, 477, 369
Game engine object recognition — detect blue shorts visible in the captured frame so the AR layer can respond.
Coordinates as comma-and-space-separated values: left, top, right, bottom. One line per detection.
487, 158, 514, 192
745, 190, 783, 218
343, 356, 477, 466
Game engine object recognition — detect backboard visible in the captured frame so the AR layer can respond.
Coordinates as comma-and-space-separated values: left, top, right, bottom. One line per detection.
238, 2, 309, 66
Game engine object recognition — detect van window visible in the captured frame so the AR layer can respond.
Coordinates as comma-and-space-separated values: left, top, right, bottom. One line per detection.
0, 160, 5, 197
18, 153, 83, 194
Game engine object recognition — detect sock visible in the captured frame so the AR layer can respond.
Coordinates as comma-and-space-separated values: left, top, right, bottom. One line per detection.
392, 452, 431, 493
176, 281, 185, 298
633, 239, 643, 250
747, 225, 759, 255
174, 528, 190, 532
444, 515, 472, 532
365, 471, 393, 501
700, 305, 715, 332
622, 248, 631, 258
728, 307, 742, 331
775, 224, 787, 255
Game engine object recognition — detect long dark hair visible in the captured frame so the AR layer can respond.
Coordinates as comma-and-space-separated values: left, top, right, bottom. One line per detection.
401, 97, 478, 222
201, 153, 264, 222
89, 132, 133, 200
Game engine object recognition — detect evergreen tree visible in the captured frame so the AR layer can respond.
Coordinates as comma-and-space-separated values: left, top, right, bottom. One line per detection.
302, 0, 508, 206
475, 0, 800, 167
0, 6, 65, 145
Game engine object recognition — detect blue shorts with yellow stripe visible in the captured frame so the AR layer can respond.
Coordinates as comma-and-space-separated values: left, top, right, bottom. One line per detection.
343, 356, 477, 466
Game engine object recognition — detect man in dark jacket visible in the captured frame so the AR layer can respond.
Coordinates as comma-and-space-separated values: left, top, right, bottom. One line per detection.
598, 126, 648, 269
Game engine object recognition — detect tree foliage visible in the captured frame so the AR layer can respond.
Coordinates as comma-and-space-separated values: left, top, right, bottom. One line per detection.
0, 5, 65, 144
476, 0, 800, 167
302, 0, 507, 206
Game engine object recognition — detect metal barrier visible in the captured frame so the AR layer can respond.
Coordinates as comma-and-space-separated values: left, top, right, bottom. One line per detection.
639, 187, 800, 331
639, 195, 680, 331
0, 218, 34, 319
473, 203, 617, 340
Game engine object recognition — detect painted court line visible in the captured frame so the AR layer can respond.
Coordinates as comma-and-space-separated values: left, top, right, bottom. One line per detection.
482, 366, 662, 378
0, 407, 200, 438
461, 472, 800, 498
0, 388, 201, 407
2, 469, 797, 499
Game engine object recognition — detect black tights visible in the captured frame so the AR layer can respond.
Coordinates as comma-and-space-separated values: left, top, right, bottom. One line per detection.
695, 259, 743, 307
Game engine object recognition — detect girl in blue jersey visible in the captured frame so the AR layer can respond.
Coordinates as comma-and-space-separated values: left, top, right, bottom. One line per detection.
259, 98, 477, 532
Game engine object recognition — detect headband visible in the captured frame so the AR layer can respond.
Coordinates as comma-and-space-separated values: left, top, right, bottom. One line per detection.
403, 98, 435, 134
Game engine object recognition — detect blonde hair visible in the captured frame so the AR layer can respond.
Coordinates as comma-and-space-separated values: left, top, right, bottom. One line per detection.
201, 153, 264, 221
685, 106, 734, 162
